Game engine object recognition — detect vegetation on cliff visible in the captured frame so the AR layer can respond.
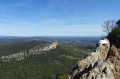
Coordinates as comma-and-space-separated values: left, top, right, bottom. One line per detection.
0, 41, 47, 57
106, 19, 120, 79
107, 20, 120, 45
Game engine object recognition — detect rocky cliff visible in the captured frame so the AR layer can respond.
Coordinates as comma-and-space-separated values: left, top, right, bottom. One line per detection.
67, 38, 120, 79
1, 42, 58, 61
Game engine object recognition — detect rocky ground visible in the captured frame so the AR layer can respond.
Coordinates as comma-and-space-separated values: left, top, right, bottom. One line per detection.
67, 38, 120, 79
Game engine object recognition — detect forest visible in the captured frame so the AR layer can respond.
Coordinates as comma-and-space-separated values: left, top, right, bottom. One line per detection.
0, 37, 98, 79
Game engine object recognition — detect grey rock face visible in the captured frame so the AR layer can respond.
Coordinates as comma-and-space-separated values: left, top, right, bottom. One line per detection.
67, 39, 115, 79
107, 45, 120, 79
1, 42, 58, 61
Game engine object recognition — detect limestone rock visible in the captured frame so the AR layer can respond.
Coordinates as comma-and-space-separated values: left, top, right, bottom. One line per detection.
67, 39, 116, 79
107, 45, 120, 79
1, 42, 58, 61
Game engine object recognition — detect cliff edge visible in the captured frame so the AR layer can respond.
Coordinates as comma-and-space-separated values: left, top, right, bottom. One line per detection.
1, 41, 58, 61
67, 38, 120, 79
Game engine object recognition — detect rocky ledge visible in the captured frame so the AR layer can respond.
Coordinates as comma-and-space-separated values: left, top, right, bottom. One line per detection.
67, 38, 120, 79
1, 42, 58, 61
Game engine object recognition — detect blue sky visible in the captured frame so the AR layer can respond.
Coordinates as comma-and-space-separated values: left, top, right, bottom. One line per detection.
0, 0, 120, 36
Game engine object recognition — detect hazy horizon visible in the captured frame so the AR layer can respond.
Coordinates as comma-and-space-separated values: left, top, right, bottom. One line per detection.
0, 35, 101, 37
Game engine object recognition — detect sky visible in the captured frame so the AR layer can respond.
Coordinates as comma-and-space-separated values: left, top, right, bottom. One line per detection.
0, 0, 120, 36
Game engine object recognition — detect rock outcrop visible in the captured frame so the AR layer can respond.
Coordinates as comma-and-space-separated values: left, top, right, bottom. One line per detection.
1, 42, 58, 61
107, 45, 120, 79
67, 38, 120, 79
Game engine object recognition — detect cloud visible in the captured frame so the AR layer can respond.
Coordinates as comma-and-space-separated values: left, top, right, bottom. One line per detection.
41, 25, 102, 31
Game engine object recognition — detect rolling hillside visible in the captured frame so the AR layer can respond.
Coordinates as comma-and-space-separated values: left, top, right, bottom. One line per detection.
0, 37, 98, 79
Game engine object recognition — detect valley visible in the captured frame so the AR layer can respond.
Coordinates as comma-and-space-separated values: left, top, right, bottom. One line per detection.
0, 36, 99, 79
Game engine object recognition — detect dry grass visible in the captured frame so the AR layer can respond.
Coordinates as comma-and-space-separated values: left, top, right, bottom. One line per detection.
73, 48, 91, 53
59, 55, 81, 60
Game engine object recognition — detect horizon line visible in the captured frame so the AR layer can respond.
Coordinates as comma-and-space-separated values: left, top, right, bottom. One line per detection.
0, 35, 101, 37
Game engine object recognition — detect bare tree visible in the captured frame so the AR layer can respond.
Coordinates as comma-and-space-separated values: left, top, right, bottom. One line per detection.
102, 20, 116, 34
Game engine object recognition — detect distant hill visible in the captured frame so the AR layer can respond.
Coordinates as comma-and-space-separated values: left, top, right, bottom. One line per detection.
0, 41, 47, 57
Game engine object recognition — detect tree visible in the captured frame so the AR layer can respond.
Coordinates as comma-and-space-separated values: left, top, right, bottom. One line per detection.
116, 19, 120, 26
102, 20, 116, 34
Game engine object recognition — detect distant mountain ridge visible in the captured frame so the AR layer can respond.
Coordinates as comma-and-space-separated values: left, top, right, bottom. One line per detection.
1, 42, 58, 61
